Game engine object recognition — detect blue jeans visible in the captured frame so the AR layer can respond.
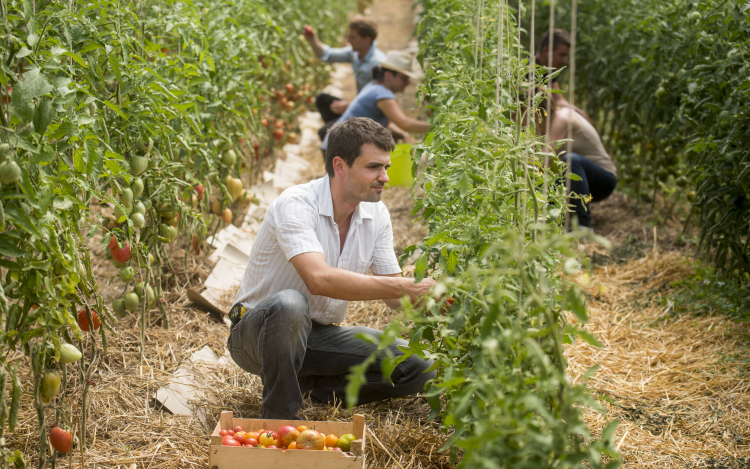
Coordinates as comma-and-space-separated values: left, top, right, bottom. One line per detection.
566, 153, 618, 228
227, 290, 436, 419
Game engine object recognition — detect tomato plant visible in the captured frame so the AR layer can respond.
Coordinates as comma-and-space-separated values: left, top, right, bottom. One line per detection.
345, 0, 620, 467
0, 0, 355, 464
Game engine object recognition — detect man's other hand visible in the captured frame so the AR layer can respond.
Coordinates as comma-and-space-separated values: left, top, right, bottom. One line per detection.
330, 100, 350, 114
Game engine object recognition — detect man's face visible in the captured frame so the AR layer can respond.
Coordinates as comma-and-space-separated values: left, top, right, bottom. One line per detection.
549, 44, 570, 71
338, 143, 390, 203
346, 29, 372, 53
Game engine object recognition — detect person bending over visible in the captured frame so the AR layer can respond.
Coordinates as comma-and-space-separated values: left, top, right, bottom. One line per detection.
303, 19, 386, 140
227, 117, 437, 420
321, 51, 430, 155
537, 92, 617, 229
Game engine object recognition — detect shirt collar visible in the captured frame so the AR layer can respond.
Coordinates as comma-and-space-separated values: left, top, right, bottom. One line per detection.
354, 41, 378, 64
317, 175, 374, 222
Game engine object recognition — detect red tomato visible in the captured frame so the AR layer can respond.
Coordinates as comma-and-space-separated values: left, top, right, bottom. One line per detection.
107, 235, 118, 249
261, 118, 269, 127
266, 445, 277, 449
233, 426, 244, 433
277, 425, 300, 447
222, 436, 241, 447
440, 296, 455, 314
110, 242, 131, 263
332, 447, 343, 452
285, 83, 294, 93
77, 309, 101, 332
233, 433, 246, 445
273, 129, 284, 141
307, 96, 314, 105
218, 430, 229, 437
245, 438, 258, 447
49, 426, 73, 453
194, 184, 204, 200
296, 429, 325, 450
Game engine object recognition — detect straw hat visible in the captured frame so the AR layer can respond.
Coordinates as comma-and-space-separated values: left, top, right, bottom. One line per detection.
379, 51, 421, 80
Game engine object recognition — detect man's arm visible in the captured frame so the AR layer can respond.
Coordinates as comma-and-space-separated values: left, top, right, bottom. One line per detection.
303, 25, 353, 63
290, 252, 435, 303
375, 273, 406, 310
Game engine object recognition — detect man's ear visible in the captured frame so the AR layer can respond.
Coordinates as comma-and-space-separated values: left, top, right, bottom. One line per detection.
332, 156, 347, 176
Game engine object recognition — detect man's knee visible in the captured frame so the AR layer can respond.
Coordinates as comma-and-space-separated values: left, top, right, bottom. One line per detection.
392, 353, 436, 388
270, 290, 309, 326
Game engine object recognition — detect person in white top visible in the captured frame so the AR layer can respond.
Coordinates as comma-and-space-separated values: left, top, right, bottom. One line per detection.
228, 117, 437, 419
537, 91, 618, 228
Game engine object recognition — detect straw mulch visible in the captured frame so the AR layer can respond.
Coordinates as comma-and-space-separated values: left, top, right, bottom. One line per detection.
568, 249, 750, 468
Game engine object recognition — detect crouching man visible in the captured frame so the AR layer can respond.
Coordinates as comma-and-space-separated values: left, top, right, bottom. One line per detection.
227, 117, 436, 419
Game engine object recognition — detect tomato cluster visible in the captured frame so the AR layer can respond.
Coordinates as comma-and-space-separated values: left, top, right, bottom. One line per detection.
219, 424, 356, 452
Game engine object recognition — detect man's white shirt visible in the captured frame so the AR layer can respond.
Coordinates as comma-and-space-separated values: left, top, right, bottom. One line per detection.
233, 175, 401, 324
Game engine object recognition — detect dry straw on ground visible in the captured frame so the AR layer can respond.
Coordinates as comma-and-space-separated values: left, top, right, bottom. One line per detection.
570, 249, 750, 468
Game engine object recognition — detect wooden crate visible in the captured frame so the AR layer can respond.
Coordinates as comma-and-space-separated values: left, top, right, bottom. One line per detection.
208, 411, 366, 469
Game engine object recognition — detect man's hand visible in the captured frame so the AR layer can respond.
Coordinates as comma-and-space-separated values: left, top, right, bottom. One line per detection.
330, 99, 350, 115
303, 25, 315, 39
302, 25, 324, 58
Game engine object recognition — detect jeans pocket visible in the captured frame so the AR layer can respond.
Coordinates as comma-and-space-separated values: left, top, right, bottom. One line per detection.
228, 346, 261, 375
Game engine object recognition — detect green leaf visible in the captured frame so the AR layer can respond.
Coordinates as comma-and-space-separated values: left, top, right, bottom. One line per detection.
458, 172, 470, 198
33, 99, 54, 136
4, 206, 42, 238
20, 67, 54, 100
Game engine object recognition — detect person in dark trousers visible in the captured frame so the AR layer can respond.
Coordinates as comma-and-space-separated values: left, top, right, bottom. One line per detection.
227, 118, 437, 420
536, 92, 617, 230
303, 19, 387, 140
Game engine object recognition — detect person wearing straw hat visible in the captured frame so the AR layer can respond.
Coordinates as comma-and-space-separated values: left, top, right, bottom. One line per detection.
321, 50, 430, 154
303, 19, 387, 140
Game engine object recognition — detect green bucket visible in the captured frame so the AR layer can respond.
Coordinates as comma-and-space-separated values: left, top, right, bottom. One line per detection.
387, 143, 414, 187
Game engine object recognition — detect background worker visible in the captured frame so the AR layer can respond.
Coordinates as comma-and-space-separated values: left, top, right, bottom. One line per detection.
322, 51, 430, 153
536, 91, 617, 230
227, 118, 437, 420
533, 28, 593, 123
303, 19, 387, 140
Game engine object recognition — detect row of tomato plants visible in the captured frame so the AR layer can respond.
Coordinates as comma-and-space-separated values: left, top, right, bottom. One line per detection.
0, 0, 355, 465
345, 0, 620, 467
525, 0, 750, 279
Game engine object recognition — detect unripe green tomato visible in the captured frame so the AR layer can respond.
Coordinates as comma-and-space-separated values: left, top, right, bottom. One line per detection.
111, 258, 125, 268
134, 201, 146, 215
222, 150, 237, 166
0, 160, 22, 184
113, 205, 127, 223
131, 177, 144, 197
131, 155, 148, 176
93, 81, 104, 93
124, 292, 140, 313
148, 253, 155, 265
0, 143, 11, 162
131, 213, 145, 229
143, 199, 153, 212
145, 285, 156, 307
120, 188, 134, 210
58, 343, 82, 363
88, 102, 98, 116
112, 298, 127, 318
134, 282, 144, 297
118, 266, 134, 281
41, 371, 61, 404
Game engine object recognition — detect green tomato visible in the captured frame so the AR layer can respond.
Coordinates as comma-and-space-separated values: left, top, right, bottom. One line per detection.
131, 177, 144, 197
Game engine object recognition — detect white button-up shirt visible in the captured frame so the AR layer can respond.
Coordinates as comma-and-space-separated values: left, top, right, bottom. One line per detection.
320, 41, 387, 93
233, 175, 401, 324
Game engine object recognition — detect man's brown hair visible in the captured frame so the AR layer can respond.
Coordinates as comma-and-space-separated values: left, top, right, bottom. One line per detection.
326, 118, 395, 177
538, 29, 571, 53
349, 19, 378, 41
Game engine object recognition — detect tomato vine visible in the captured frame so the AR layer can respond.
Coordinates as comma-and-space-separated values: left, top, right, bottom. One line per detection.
0, 0, 354, 465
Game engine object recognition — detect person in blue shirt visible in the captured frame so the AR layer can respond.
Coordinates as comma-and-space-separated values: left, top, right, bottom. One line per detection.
303, 19, 387, 140
321, 51, 430, 154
